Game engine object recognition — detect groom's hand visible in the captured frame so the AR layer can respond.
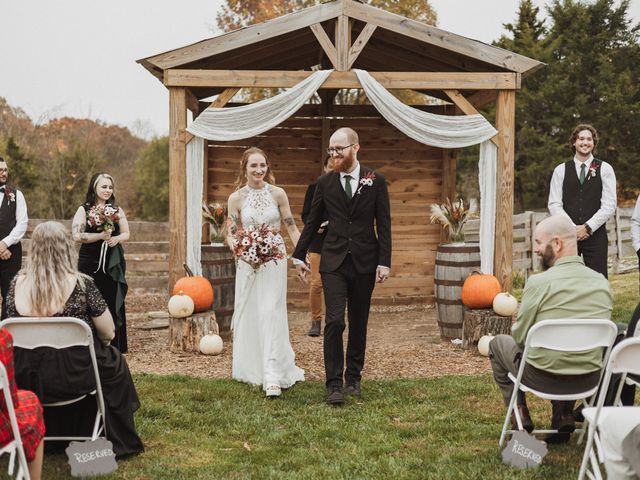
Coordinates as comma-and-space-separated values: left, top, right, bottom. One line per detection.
294, 262, 311, 284
376, 266, 390, 283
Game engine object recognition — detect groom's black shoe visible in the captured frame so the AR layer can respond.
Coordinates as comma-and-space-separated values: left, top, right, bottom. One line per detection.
344, 381, 361, 397
326, 386, 345, 406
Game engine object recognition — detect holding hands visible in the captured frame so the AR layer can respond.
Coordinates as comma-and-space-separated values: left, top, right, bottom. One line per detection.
295, 261, 311, 284
576, 224, 591, 241
0, 240, 10, 261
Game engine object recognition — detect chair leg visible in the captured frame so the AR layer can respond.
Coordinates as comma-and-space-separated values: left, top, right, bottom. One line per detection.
499, 388, 520, 447
16, 446, 30, 480
578, 424, 598, 480
8, 446, 16, 475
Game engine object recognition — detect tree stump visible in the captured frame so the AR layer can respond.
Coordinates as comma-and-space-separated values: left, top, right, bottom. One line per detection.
462, 309, 513, 349
168, 310, 219, 353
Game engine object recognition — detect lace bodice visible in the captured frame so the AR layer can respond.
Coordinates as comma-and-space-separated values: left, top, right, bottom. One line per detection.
240, 184, 281, 230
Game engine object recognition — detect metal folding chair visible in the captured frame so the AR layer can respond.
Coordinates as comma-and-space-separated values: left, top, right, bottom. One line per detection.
498, 319, 618, 448
0, 362, 31, 480
0, 317, 107, 442
578, 338, 640, 480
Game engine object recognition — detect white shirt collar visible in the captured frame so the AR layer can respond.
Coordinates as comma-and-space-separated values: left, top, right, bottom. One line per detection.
573, 154, 594, 168
339, 161, 360, 180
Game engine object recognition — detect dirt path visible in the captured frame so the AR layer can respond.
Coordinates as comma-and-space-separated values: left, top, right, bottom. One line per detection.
125, 294, 491, 380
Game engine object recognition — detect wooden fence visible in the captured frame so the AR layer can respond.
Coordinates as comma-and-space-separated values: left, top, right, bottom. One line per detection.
462, 207, 637, 276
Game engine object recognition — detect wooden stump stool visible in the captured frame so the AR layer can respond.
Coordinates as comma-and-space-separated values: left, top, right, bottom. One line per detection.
462, 309, 513, 349
169, 310, 219, 353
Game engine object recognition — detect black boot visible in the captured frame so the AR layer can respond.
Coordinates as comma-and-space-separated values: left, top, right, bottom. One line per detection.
545, 400, 575, 444
308, 320, 321, 337
510, 392, 534, 433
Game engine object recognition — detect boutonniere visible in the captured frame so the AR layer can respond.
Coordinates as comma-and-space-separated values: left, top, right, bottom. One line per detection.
587, 162, 599, 180
4, 187, 15, 204
356, 171, 376, 195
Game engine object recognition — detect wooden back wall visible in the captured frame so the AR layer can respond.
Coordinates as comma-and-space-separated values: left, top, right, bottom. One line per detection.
205, 111, 446, 309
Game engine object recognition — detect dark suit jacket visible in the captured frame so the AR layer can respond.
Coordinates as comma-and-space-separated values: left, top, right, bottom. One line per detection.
301, 182, 327, 254
293, 165, 391, 274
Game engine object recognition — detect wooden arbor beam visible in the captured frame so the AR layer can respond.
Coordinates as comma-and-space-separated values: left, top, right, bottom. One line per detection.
169, 87, 188, 291
164, 70, 520, 90
494, 90, 516, 291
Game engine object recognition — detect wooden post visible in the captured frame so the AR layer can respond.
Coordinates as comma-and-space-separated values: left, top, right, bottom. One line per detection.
335, 15, 351, 71
201, 138, 209, 244
614, 207, 622, 274
494, 90, 515, 291
169, 87, 188, 290
529, 211, 537, 276
441, 148, 456, 243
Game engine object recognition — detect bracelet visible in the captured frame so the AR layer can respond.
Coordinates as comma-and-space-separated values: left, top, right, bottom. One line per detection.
584, 224, 593, 235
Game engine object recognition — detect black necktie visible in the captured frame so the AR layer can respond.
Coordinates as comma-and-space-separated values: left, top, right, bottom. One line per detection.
0, 186, 5, 192
344, 175, 353, 200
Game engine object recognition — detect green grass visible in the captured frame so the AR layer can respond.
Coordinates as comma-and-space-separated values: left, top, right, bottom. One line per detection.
21, 375, 586, 480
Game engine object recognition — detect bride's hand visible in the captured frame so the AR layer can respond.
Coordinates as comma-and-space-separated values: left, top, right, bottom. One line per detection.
106, 235, 120, 247
99, 230, 112, 241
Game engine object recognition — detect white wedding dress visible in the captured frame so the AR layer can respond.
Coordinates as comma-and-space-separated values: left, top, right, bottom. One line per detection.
231, 184, 305, 391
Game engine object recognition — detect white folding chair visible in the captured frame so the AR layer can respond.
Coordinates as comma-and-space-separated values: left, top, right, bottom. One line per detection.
578, 338, 640, 480
0, 317, 107, 442
0, 363, 31, 480
498, 319, 618, 448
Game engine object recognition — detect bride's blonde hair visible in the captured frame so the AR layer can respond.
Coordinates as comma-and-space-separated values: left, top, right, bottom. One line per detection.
21, 221, 89, 316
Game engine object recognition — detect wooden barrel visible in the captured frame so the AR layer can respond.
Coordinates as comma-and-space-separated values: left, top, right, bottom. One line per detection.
434, 243, 481, 339
201, 245, 236, 333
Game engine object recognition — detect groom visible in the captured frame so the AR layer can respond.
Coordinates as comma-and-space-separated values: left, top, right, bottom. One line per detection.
293, 127, 392, 406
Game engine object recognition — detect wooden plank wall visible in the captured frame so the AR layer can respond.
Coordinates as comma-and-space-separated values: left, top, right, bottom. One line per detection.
205, 112, 444, 308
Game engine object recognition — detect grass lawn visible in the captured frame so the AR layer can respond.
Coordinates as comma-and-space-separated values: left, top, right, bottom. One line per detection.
2, 270, 638, 479
27, 375, 586, 480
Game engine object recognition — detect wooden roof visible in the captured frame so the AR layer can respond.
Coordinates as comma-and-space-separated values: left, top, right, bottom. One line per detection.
138, 0, 543, 99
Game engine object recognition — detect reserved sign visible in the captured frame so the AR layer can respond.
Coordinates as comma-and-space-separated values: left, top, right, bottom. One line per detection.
502, 431, 548, 469
66, 438, 118, 477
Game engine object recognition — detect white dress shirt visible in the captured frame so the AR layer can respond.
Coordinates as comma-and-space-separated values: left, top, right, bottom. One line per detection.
0, 188, 28, 247
631, 194, 640, 253
339, 162, 360, 197
548, 155, 617, 231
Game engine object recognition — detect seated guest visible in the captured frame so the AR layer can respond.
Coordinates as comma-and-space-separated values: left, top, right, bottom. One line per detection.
489, 215, 613, 444
4, 221, 143, 458
0, 328, 44, 480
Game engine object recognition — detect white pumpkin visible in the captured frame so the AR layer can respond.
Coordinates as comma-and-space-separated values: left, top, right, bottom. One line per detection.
478, 335, 494, 357
168, 291, 194, 318
199, 334, 223, 355
493, 292, 518, 317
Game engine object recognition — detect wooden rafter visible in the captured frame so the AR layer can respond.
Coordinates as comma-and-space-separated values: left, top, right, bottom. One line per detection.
165, 70, 520, 90
310, 24, 337, 68
335, 15, 351, 71
347, 23, 376, 69
209, 87, 240, 108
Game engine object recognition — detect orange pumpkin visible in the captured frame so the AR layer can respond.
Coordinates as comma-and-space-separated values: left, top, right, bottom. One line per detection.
461, 271, 501, 309
173, 276, 214, 313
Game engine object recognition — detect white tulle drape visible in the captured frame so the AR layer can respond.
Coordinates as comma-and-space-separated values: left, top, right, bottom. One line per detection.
354, 69, 497, 273
185, 69, 499, 274
186, 136, 204, 276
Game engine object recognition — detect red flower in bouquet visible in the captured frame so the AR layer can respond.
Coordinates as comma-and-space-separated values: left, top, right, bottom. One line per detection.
87, 204, 120, 233
231, 223, 285, 270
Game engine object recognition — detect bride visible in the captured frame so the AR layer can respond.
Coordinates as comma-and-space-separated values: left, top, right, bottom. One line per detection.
227, 147, 305, 397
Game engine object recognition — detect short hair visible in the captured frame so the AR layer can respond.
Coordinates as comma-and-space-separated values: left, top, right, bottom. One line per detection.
0, 156, 6, 163
570, 124, 598, 154
333, 127, 359, 145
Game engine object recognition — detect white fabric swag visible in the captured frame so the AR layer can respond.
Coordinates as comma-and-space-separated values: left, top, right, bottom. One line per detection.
186, 69, 499, 274
186, 136, 204, 276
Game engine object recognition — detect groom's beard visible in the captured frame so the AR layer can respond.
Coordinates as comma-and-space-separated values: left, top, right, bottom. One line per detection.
332, 152, 355, 173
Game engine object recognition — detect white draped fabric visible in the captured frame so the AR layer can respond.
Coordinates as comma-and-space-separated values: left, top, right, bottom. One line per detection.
186, 136, 204, 276
186, 70, 332, 141
354, 69, 498, 273
185, 69, 499, 274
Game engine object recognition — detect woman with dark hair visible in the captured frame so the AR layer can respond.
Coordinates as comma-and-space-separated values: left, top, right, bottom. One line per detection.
72, 173, 130, 352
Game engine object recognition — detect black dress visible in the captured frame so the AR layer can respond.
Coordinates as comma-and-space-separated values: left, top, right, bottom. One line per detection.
6, 276, 144, 458
78, 202, 128, 353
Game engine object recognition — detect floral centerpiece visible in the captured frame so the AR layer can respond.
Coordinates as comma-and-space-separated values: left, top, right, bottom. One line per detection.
202, 202, 228, 245
430, 197, 477, 244
87, 204, 120, 233
231, 223, 285, 271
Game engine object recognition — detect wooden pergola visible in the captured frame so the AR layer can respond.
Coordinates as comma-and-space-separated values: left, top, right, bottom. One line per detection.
138, 0, 543, 305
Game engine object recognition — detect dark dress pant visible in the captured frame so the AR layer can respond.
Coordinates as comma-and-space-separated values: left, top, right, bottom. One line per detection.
321, 254, 376, 389
578, 227, 608, 278
0, 243, 21, 320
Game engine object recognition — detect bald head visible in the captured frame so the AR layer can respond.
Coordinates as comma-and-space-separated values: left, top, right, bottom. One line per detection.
534, 215, 578, 268
331, 127, 359, 145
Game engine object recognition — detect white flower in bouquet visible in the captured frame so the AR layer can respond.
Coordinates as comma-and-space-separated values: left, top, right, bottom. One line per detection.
430, 197, 478, 243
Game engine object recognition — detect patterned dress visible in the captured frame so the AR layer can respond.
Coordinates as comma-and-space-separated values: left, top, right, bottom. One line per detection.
0, 328, 45, 462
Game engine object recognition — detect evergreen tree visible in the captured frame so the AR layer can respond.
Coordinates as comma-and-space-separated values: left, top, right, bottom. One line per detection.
135, 137, 169, 221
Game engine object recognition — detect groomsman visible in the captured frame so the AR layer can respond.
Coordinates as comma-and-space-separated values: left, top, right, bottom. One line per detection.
293, 127, 391, 406
548, 124, 616, 278
301, 155, 334, 337
0, 157, 28, 319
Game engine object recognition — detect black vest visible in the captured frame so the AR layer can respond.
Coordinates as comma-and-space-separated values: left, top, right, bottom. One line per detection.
0, 186, 18, 240
562, 160, 603, 227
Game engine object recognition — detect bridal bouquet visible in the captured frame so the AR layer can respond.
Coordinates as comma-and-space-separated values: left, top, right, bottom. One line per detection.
231, 223, 285, 270
202, 202, 227, 244
430, 197, 477, 243
86, 204, 120, 233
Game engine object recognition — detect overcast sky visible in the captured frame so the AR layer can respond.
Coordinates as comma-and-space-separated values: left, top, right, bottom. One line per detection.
1, 0, 638, 138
